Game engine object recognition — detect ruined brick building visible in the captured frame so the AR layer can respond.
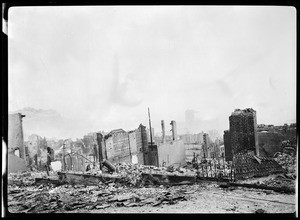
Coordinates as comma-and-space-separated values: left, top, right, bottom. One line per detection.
229, 108, 259, 156
103, 125, 149, 165
224, 109, 296, 160
222, 109, 285, 179
223, 130, 232, 161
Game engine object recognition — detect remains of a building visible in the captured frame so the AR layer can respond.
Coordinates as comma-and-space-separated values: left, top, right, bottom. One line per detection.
223, 108, 284, 179
229, 108, 259, 155
202, 133, 209, 158
155, 120, 186, 167
59, 119, 189, 171
8, 113, 29, 173
257, 123, 297, 157
223, 130, 232, 161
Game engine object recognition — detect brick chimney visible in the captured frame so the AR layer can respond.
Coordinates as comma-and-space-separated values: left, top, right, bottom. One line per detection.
161, 120, 166, 143
170, 120, 177, 141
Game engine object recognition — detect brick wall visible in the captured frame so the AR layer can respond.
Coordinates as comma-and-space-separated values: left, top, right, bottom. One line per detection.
104, 124, 148, 165
229, 108, 258, 155
224, 130, 232, 161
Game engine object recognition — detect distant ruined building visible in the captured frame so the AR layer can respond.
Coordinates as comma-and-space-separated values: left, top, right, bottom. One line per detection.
229, 108, 259, 156
223, 108, 284, 179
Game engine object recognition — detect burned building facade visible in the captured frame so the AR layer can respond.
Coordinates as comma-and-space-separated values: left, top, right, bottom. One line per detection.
8, 113, 26, 160
229, 108, 259, 156
222, 108, 284, 179
156, 120, 185, 167
105, 129, 130, 163
202, 133, 209, 158
223, 130, 232, 161
104, 124, 149, 165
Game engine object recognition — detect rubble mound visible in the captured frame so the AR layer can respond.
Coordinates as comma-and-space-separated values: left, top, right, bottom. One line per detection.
114, 163, 197, 186
8, 171, 49, 186
233, 153, 285, 180
273, 152, 296, 174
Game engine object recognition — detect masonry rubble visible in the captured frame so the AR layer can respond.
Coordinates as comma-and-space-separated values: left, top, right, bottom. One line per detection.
7, 163, 199, 213
8, 150, 296, 188
7, 150, 297, 214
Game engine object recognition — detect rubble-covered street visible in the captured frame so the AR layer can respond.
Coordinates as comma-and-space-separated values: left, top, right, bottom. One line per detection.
7, 155, 297, 214
7, 177, 296, 214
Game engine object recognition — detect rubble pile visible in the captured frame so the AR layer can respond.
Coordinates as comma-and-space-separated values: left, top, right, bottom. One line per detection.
8, 171, 50, 186
8, 177, 194, 213
111, 163, 197, 186
274, 152, 296, 174
233, 153, 284, 180
261, 174, 295, 190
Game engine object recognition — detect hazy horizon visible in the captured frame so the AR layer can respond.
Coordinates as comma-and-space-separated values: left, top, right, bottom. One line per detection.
8, 6, 296, 140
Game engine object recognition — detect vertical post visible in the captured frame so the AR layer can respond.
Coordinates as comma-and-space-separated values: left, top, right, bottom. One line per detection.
103, 139, 108, 160
217, 157, 220, 178
170, 121, 177, 141
223, 154, 226, 177
62, 143, 66, 171
214, 158, 217, 178
230, 161, 233, 181
96, 133, 103, 170
161, 120, 165, 143
148, 107, 153, 147
76, 152, 79, 171
128, 133, 132, 163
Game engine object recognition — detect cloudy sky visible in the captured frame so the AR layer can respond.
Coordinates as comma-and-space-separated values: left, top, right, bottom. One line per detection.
8, 6, 296, 139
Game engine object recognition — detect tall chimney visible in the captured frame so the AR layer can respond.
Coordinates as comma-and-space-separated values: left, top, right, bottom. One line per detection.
170, 120, 177, 141
161, 120, 165, 143
96, 133, 103, 162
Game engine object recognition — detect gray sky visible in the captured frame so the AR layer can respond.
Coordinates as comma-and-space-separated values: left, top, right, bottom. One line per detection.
8, 6, 296, 139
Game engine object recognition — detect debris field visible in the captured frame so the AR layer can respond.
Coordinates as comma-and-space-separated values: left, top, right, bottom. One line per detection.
7, 154, 296, 214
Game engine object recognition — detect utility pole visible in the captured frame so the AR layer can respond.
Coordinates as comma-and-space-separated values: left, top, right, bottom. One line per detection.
148, 107, 153, 147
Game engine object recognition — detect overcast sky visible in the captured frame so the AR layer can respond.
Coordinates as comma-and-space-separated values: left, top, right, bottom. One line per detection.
8, 6, 296, 139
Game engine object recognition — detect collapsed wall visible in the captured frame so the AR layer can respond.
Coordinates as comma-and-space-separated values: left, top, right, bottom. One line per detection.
233, 152, 284, 180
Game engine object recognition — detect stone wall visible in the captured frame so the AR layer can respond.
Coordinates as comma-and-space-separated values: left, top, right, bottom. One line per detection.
229, 108, 258, 155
